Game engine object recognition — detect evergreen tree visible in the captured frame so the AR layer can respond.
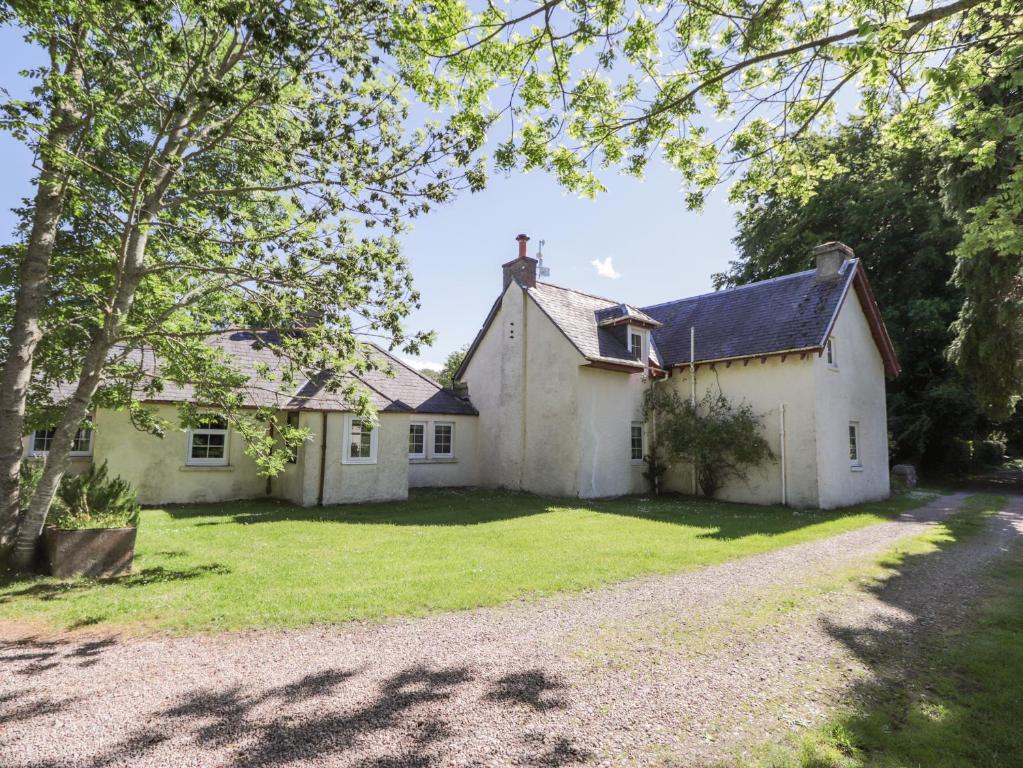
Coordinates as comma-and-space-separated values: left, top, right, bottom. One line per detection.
721, 122, 980, 467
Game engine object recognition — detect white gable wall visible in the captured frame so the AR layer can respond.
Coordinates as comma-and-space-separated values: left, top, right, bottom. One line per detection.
461, 282, 588, 495
813, 288, 890, 508
460, 282, 526, 490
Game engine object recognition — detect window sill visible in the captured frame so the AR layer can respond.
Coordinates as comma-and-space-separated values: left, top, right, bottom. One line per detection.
410, 457, 457, 464
180, 464, 233, 472
342, 460, 378, 466
850, 464, 864, 472
631, 459, 645, 466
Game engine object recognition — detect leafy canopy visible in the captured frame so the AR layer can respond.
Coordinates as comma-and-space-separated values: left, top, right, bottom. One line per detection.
722, 120, 983, 466
0, 0, 493, 479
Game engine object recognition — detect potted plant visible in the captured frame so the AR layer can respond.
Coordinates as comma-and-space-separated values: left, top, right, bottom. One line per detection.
44, 461, 140, 578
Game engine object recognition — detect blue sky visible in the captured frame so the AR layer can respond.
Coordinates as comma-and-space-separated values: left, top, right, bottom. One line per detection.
0, 25, 743, 371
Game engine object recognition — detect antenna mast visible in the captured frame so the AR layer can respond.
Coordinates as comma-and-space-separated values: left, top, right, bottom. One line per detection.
536, 239, 550, 278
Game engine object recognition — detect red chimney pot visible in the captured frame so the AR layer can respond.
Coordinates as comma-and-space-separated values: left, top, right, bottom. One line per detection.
516, 233, 529, 259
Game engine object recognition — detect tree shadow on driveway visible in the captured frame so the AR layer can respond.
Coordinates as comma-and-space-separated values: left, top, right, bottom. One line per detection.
3, 659, 592, 768
809, 498, 1023, 766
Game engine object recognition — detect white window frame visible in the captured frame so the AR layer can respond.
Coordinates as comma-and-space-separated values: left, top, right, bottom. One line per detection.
848, 421, 861, 468
342, 414, 378, 465
408, 420, 427, 459
630, 421, 645, 464
627, 328, 644, 361
30, 428, 94, 458
186, 416, 230, 467
826, 336, 838, 369
431, 421, 455, 459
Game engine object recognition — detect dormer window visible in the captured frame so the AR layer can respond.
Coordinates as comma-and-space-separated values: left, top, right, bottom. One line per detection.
628, 330, 643, 361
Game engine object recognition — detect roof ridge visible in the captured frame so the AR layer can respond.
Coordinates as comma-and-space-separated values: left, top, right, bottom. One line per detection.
367, 341, 451, 394
640, 268, 818, 312
533, 280, 621, 306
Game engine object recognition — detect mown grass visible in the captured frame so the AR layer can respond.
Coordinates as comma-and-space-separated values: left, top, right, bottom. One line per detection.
0, 487, 935, 635
735, 493, 1020, 768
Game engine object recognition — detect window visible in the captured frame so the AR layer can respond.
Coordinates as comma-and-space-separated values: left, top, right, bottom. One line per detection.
30, 428, 94, 457
849, 422, 861, 467
408, 421, 426, 459
342, 415, 377, 464
826, 337, 838, 368
31, 429, 54, 455
433, 422, 454, 458
285, 411, 300, 464
629, 331, 643, 361
631, 422, 644, 463
187, 416, 229, 466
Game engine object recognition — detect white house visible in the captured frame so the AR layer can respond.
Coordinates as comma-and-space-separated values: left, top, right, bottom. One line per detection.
456, 236, 899, 508
24, 237, 899, 509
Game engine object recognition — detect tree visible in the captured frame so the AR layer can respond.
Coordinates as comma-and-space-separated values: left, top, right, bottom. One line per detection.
0, 3, 99, 547
644, 388, 774, 497
943, 59, 1023, 418
438, 344, 467, 389
407, 0, 1021, 204
407, 0, 1022, 411
0, 1, 489, 570
720, 121, 983, 467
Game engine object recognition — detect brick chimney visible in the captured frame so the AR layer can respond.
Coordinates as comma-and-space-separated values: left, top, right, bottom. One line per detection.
502, 233, 538, 290
813, 241, 854, 280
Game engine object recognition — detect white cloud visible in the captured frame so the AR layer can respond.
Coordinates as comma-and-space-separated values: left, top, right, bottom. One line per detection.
400, 355, 444, 371
591, 256, 621, 279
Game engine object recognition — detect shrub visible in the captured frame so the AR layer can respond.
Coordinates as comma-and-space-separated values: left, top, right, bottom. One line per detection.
942, 437, 974, 476
18, 460, 44, 513
644, 388, 774, 497
974, 439, 1006, 467
49, 461, 140, 530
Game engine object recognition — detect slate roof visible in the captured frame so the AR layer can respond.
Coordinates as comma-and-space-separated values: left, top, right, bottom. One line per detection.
641, 261, 857, 367
528, 283, 655, 368
594, 303, 660, 328
107, 331, 476, 415
459, 257, 900, 377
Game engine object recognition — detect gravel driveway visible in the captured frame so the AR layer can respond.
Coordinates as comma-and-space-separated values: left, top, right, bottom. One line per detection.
2, 492, 1021, 768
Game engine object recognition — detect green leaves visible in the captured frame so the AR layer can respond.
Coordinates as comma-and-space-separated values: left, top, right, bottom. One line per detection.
644, 388, 774, 497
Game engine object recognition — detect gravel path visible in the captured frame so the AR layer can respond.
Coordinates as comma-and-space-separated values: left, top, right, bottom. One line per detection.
2, 491, 1021, 768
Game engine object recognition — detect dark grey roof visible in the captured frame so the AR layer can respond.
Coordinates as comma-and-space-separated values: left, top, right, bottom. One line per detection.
100, 332, 476, 415
458, 255, 897, 379
528, 282, 648, 368
595, 303, 660, 327
641, 261, 856, 367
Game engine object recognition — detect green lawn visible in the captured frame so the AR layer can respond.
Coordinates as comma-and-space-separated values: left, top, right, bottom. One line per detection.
736, 493, 1020, 768
0, 488, 935, 634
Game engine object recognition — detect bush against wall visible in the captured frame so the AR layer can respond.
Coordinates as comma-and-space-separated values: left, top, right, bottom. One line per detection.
644, 389, 774, 497
49, 461, 140, 530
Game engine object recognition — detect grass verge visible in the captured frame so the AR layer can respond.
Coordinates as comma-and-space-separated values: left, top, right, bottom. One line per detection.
734, 493, 1018, 768
0, 487, 936, 635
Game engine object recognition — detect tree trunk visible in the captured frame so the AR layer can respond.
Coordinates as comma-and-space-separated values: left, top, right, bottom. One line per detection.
0, 101, 82, 560
10, 217, 154, 573
8, 81, 197, 571
9, 366, 101, 572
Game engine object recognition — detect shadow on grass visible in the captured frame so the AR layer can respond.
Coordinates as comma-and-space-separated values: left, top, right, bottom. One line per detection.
782, 496, 1023, 767
5, 660, 593, 768
0, 563, 231, 605
160, 487, 910, 542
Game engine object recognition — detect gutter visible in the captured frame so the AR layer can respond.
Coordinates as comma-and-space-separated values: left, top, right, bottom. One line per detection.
670, 344, 822, 371
317, 411, 328, 506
